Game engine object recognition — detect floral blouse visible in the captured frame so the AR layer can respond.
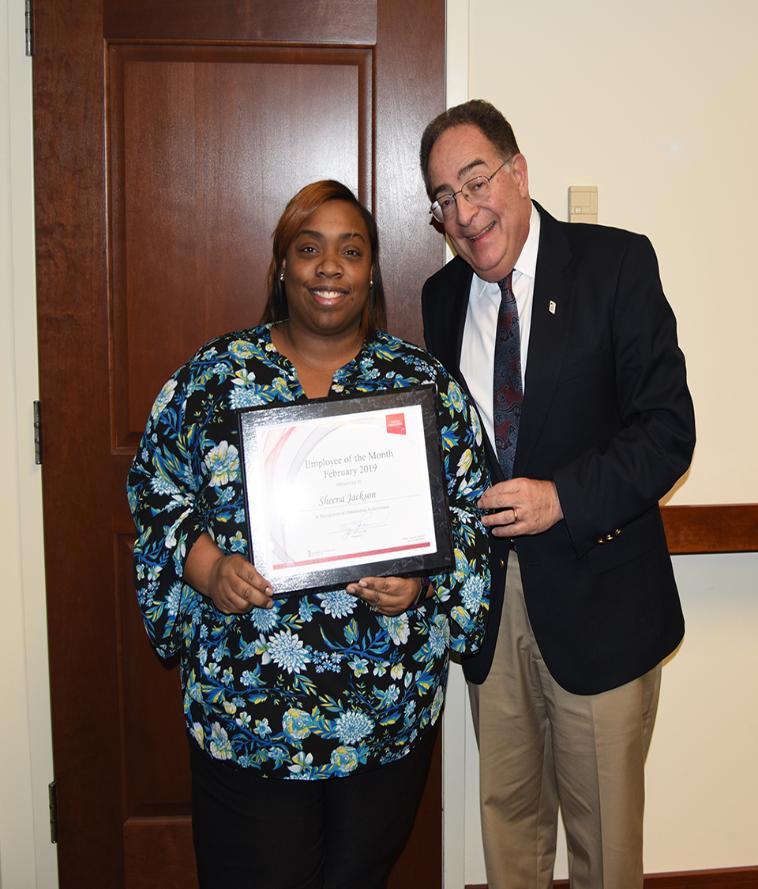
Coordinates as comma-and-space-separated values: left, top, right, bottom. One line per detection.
127, 325, 490, 780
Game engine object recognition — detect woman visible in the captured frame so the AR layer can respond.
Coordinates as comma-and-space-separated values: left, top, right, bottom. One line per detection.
127, 180, 490, 889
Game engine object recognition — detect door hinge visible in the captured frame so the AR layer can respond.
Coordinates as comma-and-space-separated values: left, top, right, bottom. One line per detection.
25, 0, 33, 57
48, 781, 58, 844
33, 400, 42, 464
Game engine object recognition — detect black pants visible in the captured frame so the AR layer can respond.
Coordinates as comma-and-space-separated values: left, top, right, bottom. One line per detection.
190, 728, 437, 889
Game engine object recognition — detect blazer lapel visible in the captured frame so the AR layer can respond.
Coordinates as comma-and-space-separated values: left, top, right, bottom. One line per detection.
514, 203, 574, 475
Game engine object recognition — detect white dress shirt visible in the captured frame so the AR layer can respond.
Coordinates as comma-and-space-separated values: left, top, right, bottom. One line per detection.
460, 203, 541, 452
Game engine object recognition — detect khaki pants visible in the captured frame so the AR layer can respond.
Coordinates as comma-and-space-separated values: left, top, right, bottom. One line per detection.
469, 553, 661, 889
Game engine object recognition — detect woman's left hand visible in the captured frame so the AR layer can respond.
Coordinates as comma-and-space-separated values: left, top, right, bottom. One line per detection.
346, 576, 424, 616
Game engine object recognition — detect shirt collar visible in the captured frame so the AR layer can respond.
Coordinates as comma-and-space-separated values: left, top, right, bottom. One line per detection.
514, 202, 540, 282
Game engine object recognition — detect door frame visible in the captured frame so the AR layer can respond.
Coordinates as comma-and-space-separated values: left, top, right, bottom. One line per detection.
0, 0, 58, 885
440, 5, 470, 884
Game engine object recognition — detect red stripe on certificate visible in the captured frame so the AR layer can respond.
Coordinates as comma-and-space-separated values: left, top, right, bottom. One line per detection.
273, 540, 431, 570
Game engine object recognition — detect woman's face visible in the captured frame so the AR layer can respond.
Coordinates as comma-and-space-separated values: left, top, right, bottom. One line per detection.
282, 200, 372, 340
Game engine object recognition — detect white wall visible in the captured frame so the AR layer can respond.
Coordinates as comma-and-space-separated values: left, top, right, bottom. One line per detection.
465, 0, 758, 506
449, 554, 758, 885
647, 553, 758, 869
0, 0, 58, 886
442, 1, 758, 885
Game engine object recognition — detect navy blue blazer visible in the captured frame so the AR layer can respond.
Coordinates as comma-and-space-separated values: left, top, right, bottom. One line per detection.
422, 202, 695, 694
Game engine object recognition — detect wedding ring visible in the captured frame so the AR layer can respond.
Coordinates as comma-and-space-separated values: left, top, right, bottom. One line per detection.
512, 506, 519, 524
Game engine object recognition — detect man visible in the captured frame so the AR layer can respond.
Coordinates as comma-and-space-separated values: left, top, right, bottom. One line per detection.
419, 100, 695, 889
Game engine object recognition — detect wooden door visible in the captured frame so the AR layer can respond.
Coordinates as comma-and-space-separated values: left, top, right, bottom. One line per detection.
32, 2, 445, 887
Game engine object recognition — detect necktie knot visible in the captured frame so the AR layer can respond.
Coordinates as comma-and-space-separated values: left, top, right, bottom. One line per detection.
498, 272, 513, 298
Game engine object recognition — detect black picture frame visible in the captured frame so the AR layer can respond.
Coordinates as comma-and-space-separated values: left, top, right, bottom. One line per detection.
237, 384, 453, 595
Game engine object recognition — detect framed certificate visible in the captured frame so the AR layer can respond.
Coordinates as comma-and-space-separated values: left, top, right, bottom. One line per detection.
237, 384, 453, 595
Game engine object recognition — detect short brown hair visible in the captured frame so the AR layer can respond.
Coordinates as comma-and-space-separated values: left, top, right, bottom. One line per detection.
419, 99, 520, 197
261, 180, 387, 337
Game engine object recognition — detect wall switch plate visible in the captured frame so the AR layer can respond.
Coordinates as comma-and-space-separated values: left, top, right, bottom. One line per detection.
569, 185, 598, 223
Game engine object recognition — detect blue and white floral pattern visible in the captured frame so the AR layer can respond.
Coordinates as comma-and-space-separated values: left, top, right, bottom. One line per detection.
128, 325, 490, 779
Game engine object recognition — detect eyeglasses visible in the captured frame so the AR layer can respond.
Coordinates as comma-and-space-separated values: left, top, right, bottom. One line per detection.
429, 159, 512, 223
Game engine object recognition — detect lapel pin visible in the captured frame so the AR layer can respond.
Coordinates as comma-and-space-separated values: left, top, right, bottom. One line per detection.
548, 300, 557, 315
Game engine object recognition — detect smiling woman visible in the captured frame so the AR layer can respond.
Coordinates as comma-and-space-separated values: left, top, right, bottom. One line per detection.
264, 181, 384, 322
263, 182, 383, 396
127, 181, 492, 889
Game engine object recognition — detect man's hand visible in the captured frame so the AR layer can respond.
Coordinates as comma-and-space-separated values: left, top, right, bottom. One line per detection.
478, 478, 563, 537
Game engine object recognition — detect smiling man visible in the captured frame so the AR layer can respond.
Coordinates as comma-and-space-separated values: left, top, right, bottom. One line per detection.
419, 100, 695, 889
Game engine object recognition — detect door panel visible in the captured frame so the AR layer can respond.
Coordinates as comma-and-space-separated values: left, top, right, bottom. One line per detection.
115, 534, 187, 811
34, 1, 445, 887
123, 816, 198, 889
109, 44, 372, 445
104, 0, 378, 45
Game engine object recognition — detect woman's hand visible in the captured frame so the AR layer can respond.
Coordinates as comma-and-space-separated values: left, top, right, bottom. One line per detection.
346, 576, 426, 616
185, 533, 273, 613
207, 554, 274, 613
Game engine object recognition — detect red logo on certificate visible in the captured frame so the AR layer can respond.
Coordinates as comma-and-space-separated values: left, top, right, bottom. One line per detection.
386, 413, 406, 435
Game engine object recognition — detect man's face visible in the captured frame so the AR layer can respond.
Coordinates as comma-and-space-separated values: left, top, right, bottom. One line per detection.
427, 123, 532, 282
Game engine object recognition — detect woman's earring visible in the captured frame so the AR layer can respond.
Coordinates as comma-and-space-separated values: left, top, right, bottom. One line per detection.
369, 278, 374, 289
279, 270, 285, 282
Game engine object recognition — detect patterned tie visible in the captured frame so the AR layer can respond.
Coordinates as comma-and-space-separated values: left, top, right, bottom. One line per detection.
493, 273, 523, 478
